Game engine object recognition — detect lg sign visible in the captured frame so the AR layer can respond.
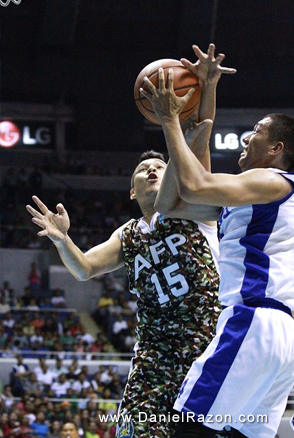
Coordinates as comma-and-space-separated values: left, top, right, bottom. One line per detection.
214, 131, 252, 151
0, 120, 53, 149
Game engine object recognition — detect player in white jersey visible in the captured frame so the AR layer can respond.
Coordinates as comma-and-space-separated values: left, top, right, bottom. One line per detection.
141, 45, 294, 438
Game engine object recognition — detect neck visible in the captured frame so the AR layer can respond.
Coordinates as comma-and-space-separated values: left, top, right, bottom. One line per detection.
141, 205, 156, 226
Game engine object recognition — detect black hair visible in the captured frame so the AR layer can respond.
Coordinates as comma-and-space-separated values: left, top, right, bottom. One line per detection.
131, 150, 166, 187
265, 113, 294, 171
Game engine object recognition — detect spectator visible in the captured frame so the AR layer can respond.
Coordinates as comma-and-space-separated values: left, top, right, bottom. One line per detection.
33, 357, 47, 377
21, 288, 34, 307
50, 373, 71, 398
26, 299, 40, 311
50, 289, 66, 308
7, 289, 17, 307
60, 422, 80, 438
90, 373, 104, 395
28, 261, 41, 291
2, 312, 15, 335
12, 328, 28, 349
30, 328, 44, 349
29, 312, 45, 330
111, 315, 128, 349
46, 420, 61, 438
78, 329, 95, 346
16, 414, 33, 438
99, 366, 114, 386
30, 412, 49, 438
22, 372, 43, 398
98, 389, 116, 415
0, 297, 11, 315
126, 293, 138, 314
1, 385, 14, 413
10, 355, 30, 397
3, 411, 20, 437
36, 363, 55, 392
84, 421, 101, 438
51, 358, 68, 380
0, 281, 11, 302
71, 372, 91, 396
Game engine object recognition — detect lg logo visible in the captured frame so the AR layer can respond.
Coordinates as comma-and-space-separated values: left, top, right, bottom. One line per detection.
0, 121, 21, 148
0, 121, 52, 148
214, 131, 252, 150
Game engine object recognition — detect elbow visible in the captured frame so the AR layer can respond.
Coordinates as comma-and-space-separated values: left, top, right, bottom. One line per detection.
178, 181, 199, 203
72, 267, 92, 282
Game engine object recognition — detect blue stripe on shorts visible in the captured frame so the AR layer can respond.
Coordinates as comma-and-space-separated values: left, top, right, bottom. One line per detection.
182, 305, 255, 417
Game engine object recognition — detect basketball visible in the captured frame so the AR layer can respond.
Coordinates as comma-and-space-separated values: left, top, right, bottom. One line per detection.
134, 59, 201, 125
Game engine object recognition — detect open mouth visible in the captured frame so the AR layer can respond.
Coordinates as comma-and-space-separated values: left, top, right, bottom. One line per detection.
148, 173, 158, 181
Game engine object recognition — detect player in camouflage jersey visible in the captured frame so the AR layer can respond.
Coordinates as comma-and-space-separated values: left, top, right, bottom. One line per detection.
26, 44, 236, 438
117, 203, 220, 438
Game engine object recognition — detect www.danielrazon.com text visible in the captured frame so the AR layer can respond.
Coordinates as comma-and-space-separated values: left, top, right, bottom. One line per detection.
99, 412, 268, 424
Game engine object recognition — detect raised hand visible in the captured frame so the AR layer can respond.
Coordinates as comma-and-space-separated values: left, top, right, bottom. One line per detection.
140, 67, 195, 123
180, 43, 236, 86
26, 195, 70, 243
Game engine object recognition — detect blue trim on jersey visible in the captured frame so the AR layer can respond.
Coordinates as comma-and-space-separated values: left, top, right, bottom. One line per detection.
182, 305, 255, 417
239, 204, 279, 301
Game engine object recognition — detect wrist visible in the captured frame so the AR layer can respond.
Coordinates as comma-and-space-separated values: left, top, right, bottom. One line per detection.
53, 233, 70, 247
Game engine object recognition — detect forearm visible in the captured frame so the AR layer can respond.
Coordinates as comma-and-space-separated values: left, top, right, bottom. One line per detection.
161, 117, 208, 202
53, 235, 92, 281
198, 82, 217, 122
154, 159, 180, 214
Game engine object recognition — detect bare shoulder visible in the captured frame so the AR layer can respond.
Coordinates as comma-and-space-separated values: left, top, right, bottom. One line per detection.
236, 168, 293, 204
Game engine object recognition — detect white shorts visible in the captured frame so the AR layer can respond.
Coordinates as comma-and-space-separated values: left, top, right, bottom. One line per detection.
174, 304, 294, 438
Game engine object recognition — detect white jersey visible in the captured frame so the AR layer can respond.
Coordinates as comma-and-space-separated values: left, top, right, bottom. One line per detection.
218, 168, 294, 310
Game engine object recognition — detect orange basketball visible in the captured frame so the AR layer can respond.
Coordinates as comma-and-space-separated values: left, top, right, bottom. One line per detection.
134, 59, 201, 125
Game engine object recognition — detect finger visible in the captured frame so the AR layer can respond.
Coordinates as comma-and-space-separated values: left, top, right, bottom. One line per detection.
37, 229, 49, 237
207, 43, 216, 59
166, 68, 174, 90
140, 88, 152, 101
192, 45, 206, 61
183, 88, 195, 104
32, 217, 46, 229
219, 67, 237, 74
26, 205, 43, 219
32, 195, 49, 215
56, 203, 66, 214
180, 58, 194, 70
143, 76, 157, 94
158, 68, 166, 91
215, 53, 225, 65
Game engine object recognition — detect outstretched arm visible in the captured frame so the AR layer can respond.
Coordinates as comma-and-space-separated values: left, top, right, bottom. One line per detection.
26, 196, 124, 281
141, 70, 292, 207
154, 43, 236, 219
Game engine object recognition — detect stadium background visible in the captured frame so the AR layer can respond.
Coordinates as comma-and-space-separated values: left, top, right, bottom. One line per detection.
0, 1, 293, 437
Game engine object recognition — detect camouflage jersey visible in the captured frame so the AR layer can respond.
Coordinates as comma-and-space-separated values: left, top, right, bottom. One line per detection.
116, 213, 220, 438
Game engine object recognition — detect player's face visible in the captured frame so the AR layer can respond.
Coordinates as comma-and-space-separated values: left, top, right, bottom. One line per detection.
238, 117, 274, 171
130, 158, 166, 201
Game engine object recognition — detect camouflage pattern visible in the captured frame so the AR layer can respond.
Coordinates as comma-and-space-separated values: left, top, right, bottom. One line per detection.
117, 213, 220, 438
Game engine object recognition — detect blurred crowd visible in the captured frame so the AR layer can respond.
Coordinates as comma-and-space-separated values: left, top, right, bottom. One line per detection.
0, 164, 141, 250
0, 354, 125, 438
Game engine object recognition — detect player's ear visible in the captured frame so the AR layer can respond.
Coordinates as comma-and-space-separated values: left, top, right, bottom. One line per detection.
270, 141, 284, 155
130, 188, 136, 200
